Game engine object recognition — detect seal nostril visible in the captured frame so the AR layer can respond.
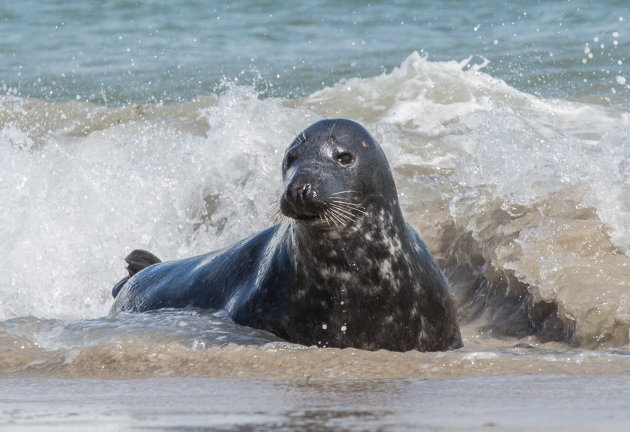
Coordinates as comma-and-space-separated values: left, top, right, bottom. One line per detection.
291, 183, 311, 202
301, 184, 311, 199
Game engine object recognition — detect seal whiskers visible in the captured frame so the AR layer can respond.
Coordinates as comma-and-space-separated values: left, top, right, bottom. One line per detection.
327, 204, 358, 225
323, 207, 347, 227
267, 203, 286, 225
319, 210, 332, 227
328, 191, 367, 224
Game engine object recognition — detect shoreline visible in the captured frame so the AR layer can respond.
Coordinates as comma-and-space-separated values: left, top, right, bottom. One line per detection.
2, 340, 630, 381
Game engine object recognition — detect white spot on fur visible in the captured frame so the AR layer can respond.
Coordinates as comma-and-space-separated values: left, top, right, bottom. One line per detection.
379, 260, 393, 279
411, 304, 419, 317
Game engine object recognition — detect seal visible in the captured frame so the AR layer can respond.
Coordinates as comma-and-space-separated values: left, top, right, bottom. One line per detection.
110, 119, 462, 352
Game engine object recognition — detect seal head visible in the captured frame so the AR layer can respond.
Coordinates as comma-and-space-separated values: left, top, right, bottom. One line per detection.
280, 119, 395, 228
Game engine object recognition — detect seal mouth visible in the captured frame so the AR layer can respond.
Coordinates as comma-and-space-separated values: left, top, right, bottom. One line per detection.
280, 203, 331, 227
282, 207, 324, 225
296, 215, 332, 228
293, 214, 320, 223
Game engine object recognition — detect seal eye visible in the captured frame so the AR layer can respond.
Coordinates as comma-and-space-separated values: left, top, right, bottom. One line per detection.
336, 152, 354, 166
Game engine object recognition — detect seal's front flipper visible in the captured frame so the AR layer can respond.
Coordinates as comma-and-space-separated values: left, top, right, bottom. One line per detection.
112, 276, 129, 298
124, 249, 161, 276
111, 250, 162, 298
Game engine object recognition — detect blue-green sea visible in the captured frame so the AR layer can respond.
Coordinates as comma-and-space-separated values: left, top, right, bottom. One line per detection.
1, 1, 630, 431
2, 0, 628, 104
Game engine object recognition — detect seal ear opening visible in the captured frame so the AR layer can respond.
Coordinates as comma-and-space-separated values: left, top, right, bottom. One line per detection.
111, 250, 162, 298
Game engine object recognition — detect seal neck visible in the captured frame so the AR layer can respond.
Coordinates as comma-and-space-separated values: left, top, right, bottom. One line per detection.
289, 201, 410, 277
283, 202, 423, 350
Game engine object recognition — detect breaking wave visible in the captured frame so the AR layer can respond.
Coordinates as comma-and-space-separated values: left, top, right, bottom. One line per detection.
1, 53, 629, 377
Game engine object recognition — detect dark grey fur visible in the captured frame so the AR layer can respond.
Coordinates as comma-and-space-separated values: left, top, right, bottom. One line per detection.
110, 119, 462, 352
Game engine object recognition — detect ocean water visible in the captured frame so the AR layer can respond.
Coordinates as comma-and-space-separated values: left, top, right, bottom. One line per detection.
1, 0, 630, 430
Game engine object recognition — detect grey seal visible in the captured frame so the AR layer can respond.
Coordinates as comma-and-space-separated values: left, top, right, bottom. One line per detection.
110, 118, 462, 352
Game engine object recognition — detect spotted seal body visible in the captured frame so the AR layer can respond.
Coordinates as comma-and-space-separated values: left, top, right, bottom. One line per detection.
110, 119, 462, 352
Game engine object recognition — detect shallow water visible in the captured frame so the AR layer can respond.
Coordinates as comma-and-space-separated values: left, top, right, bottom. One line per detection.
2, 309, 630, 381
1, 0, 630, 430
3, 376, 630, 431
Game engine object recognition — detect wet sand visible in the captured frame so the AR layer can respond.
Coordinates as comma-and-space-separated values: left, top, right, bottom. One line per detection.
2, 375, 630, 431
